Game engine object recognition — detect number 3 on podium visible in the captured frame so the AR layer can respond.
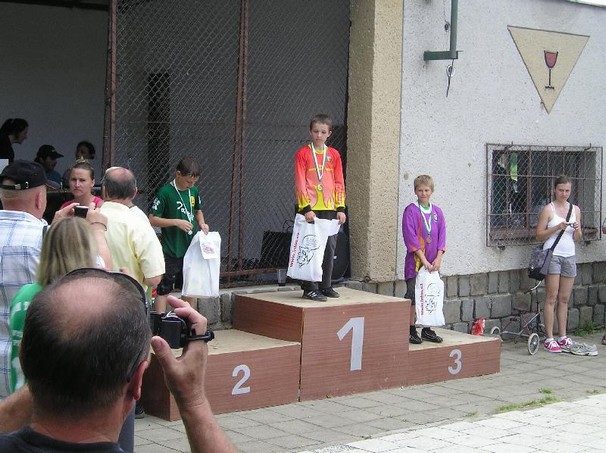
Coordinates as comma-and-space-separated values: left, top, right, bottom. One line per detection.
448, 349, 462, 375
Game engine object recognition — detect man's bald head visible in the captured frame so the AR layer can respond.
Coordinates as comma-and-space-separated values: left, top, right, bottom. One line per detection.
20, 270, 151, 418
0, 183, 47, 219
102, 167, 137, 201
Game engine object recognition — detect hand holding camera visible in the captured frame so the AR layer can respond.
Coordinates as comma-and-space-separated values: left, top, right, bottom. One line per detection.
150, 310, 214, 349
150, 296, 213, 411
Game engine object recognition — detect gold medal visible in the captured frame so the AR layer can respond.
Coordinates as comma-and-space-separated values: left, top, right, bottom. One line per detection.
311, 144, 327, 192
426, 236, 432, 244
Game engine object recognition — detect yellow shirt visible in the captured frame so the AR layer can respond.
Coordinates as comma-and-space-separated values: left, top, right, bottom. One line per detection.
100, 201, 165, 290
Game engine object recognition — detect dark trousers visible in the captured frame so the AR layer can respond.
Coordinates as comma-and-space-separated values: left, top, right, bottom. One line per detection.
301, 210, 338, 291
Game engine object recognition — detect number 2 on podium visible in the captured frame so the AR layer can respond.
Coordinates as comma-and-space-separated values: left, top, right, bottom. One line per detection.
337, 317, 365, 371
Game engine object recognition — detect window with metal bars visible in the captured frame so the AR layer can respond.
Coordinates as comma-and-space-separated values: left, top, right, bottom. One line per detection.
486, 143, 603, 247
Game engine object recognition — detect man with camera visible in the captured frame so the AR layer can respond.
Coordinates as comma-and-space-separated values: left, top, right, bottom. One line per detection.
0, 268, 235, 452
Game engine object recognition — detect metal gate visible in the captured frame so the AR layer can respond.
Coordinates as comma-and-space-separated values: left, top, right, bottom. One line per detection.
107, 0, 351, 285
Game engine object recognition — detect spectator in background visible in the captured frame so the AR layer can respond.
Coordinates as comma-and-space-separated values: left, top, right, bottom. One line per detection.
33, 145, 63, 188
76, 140, 95, 160
60, 160, 103, 208
535, 175, 581, 353
10, 216, 109, 393
101, 167, 165, 420
0, 119, 28, 165
100, 167, 165, 292
62, 141, 97, 187
0, 161, 48, 399
0, 160, 84, 399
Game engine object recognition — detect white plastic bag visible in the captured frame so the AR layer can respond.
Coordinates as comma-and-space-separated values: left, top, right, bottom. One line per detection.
415, 267, 445, 327
286, 214, 340, 282
182, 231, 221, 297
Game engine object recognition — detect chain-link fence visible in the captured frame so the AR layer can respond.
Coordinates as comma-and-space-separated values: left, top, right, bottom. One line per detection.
111, 0, 350, 285
486, 143, 603, 247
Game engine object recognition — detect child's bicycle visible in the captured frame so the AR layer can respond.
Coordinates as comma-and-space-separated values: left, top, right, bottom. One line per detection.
490, 281, 545, 355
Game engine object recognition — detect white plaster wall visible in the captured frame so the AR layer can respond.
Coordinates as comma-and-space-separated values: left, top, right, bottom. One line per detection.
0, 3, 107, 179
398, 0, 606, 278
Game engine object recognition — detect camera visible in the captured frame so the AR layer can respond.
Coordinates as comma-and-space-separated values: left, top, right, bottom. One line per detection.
150, 311, 214, 349
74, 205, 89, 218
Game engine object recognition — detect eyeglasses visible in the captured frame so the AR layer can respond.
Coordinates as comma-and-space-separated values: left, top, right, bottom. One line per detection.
63, 268, 149, 381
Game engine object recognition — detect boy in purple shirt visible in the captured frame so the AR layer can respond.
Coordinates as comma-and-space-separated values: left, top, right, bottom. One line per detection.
402, 175, 446, 344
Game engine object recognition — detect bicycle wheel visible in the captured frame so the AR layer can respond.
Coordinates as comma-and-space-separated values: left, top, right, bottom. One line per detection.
528, 332, 540, 355
490, 326, 501, 336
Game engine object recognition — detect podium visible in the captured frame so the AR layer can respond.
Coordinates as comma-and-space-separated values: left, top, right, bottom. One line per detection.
234, 288, 409, 400
142, 287, 501, 420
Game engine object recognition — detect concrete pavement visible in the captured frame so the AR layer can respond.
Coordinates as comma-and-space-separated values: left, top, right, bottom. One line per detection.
134, 332, 606, 452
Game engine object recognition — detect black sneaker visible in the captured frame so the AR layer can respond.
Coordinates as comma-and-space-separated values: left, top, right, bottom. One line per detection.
135, 402, 146, 419
320, 287, 340, 298
421, 327, 443, 343
302, 290, 327, 302
409, 329, 422, 344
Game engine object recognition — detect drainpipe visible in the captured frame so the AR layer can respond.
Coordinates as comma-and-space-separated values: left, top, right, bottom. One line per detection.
423, 0, 460, 61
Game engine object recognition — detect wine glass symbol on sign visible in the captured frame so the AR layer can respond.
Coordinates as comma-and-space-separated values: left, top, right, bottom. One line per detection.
544, 50, 558, 90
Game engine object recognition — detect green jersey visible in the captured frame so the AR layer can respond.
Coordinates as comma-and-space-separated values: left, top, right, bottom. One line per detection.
9, 283, 42, 393
151, 181, 202, 258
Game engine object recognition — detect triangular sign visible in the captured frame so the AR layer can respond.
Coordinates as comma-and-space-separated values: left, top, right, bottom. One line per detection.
508, 26, 589, 113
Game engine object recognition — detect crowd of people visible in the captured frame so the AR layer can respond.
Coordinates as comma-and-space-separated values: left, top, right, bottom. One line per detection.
0, 156, 233, 452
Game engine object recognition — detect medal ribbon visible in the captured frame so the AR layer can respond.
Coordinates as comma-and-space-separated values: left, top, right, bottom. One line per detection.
417, 202, 432, 238
172, 180, 193, 223
310, 143, 327, 186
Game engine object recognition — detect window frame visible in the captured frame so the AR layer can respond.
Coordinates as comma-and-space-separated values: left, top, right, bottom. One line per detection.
486, 143, 603, 247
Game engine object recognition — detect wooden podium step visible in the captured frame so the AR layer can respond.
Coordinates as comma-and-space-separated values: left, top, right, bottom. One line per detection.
141, 329, 300, 420
234, 287, 410, 401
407, 328, 501, 386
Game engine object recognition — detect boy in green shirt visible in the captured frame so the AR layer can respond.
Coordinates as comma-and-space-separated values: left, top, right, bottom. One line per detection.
150, 157, 209, 311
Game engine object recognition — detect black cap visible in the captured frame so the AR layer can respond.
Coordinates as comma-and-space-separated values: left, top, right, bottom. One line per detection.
0, 160, 47, 190
36, 145, 64, 160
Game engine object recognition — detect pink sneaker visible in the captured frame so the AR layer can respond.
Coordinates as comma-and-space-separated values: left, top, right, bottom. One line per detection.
557, 336, 573, 353
544, 338, 561, 353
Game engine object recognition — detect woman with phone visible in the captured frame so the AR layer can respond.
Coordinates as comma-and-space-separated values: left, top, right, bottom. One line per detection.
60, 160, 103, 209
535, 175, 582, 353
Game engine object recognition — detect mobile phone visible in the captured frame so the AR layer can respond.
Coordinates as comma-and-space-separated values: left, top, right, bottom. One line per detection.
74, 206, 89, 218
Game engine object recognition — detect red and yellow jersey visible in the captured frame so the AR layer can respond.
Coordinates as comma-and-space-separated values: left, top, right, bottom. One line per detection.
295, 144, 346, 212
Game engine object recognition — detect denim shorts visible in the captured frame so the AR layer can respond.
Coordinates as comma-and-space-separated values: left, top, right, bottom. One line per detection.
548, 254, 577, 278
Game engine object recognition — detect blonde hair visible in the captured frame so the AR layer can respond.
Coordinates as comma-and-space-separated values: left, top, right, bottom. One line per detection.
414, 174, 434, 191
36, 217, 98, 286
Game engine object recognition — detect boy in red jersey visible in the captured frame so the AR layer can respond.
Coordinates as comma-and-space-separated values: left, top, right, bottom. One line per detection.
294, 114, 346, 301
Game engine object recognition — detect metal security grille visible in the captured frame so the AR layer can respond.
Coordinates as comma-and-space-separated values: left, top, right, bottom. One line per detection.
486, 144, 603, 247
110, 0, 351, 285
